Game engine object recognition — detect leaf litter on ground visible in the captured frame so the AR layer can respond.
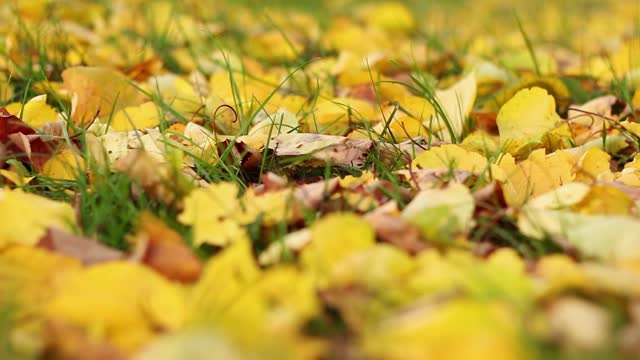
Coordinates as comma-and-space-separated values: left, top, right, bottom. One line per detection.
3, 0, 640, 359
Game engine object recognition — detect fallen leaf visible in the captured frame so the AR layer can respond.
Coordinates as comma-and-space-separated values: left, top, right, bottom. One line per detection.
5, 95, 59, 128
0, 188, 76, 247
38, 228, 124, 266
41, 150, 86, 181
114, 150, 194, 204
270, 133, 372, 167
44, 319, 126, 360
62, 66, 144, 127
46, 262, 185, 352
499, 149, 575, 207
547, 297, 610, 351
411, 144, 503, 182
131, 211, 202, 283
497, 87, 561, 156
107, 102, 160, 132
431, 72, 477, 141
178, 181, 247, 247
301, 213, 375, 285
402, 183, 475, 243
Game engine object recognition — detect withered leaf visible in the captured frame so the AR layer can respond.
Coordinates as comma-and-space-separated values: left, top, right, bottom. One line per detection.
38, 228, 124, 266
131, 211, 202, 283
270, 133, 372, 167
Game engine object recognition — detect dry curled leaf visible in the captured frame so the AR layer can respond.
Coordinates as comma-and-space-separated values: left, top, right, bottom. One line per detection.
270, 133, 372, 167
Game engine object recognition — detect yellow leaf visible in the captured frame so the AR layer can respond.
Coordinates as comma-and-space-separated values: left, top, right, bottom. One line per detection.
372, 115, 424, 142
362, 299, 528, 360
107, 101, 160, 131
178, 182, 247, 247
309, 97, 375, 134
431, 72, 477, 141
412, 144, 504, 181
359, 2, 416, 33
181, 122, 220, 165
575, 147, 614, 183
542, 122, 572, 152
402, 183, 475, 242
0, 169, 34, 187
42, 150, 86, 181
519, 188, 640, 266
46, 262, 185, 352
572, 185, 634, 216
499, 149, 574, 207
0, 189, 76, 247
242, 187, 293, 226
6, 95, 58, 128
329, 244, 414, 291
460, 131, 500, 157
536, 255, 592, 297
0, 245, 81, 315
402, 95, 436, 120
633, 87, 640, 108
148, 74, 202, 114
497, 87, 561, 156
187, 238, 261, 327
133, 329, 247, 360
322, 20, 385, 55
0, 72, 14, 103
246, 30, 303, 63
301, 213, 375, 284
62, 66, 143, 127
483, 76, 570, 113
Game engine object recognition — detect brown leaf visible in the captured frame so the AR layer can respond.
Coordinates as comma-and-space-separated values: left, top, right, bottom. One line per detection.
378, 137, 434, 162
363, 212, 425, 254
396, 168, 473, 189
122, 56, 163, 82
469, 111, 498, 134
38, 228, 124, 266
338, 83, 379, 104
131, 211, 202, 283
269, 133, 373, 167
293, 177, 339, 208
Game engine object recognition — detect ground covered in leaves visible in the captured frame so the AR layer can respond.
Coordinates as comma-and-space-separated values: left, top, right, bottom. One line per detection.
3, 0, 640, 359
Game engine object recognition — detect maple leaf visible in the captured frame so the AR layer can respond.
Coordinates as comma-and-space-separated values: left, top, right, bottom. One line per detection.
178, 182, 247, 247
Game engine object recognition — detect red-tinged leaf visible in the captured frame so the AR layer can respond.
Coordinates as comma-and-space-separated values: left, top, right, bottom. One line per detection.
0, 108, 36, 140
0, 108, 64, 171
